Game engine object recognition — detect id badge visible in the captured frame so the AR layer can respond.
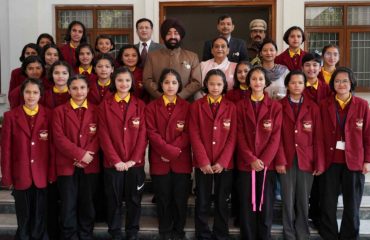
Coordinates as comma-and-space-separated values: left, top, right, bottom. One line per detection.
336, 141, 345, 150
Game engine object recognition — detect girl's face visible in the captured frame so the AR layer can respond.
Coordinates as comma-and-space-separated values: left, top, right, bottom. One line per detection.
68, 79, 89, 103
95, 59, 114, 80
115, 72, 132, 94
122, 48, 139, 68
97, 38, 113, 53
334, 72, 351, 95
24, 47, 38, 59
161, 73, 179, 97
23, 83, 41, 109
79, 47, 93, 66
211, 38, 229, 60
288, 29, 303, 49
53, 65, 69, 87
288, 74, 305, 96
302, 61, 321, 80
261, 43, 277, 62
25, 62, 43, 78
38, 37, 52, 48
323, 47, 340, 67
249, 70, 266, 93
70, 24, 84, 43
207, 75, 224, 99
236, 63, 250, 85
44, 48, 59, 66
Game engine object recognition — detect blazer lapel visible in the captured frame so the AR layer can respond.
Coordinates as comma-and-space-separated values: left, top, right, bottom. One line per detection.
32, 106, 47, 136
245, 99, 256, 126
157, 98, 169, 120
15, 107, 31, 137
257, 97, 269, 123
328, 97, 337, 128
297, 100, 309, 123
65, 104, 81, 130
282, 98, 296, 123
201, 97, 214, 120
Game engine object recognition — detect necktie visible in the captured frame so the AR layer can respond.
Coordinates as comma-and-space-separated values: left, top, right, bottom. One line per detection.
141, 42, 148, 65
118, 100, 127, 112
166, 103, 175, 116
82, 71, 88, 76
210, 102, 219, 117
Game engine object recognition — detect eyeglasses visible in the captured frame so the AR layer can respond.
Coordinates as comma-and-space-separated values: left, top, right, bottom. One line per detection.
334, 79, 350, 85
324, 52, 339, 57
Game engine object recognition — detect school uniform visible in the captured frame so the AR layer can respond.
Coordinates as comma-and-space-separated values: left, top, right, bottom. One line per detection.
1, 105, 51, 240
303, 79, 332, 105
319, 95, 370, 240
236, 93, 282, 240
87, 78, 113, 105
9, 67, 26, 96
189, 95, 237, 240
42, 86, 70, 109
74, 66, 97, 83
146, 96, 192, 239
275, 96, 325, 240
275, 48, 307, 71
60, 43, 77, 67
52, 99, 100, 240
98, 93, 147, 240
225, 86, 250, 104
132, 67, 150, 104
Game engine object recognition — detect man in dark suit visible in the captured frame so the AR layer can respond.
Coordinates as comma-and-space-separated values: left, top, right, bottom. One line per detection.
135, 18, 164, 67
202, 14, 248, 63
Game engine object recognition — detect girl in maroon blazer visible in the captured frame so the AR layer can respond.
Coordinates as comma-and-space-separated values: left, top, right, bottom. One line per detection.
98, 67, 147, 240
275, 70, 325, 239
146, 68, 192, 240
189, 69, 237, 240
225, 60, 251, 103
319, 67, 370, 239
236, 66, 282, 239
275, 26, 307, 71
52, 75, 100, 240
1, 78, 51, 240
74, 43, 96, 82
319, 44, 340, 85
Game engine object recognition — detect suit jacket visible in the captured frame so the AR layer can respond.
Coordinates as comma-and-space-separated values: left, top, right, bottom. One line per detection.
275, 96, 325, 172
143, 47, 202, 100
275, 48, 307, 71
320, 96, 370, 171
135, 41, 164, 53
1, 105, 51, 190
202, 37, 248, 63
236, 94, 282, 171
146, 97, 192, 175
98, 94, 147, 168
303, 80, 332, 105
189, 96, 237, 169
52, 102, 100, 176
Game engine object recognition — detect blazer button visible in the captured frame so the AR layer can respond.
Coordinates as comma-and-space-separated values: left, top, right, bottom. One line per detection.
31, 142, 35, 145
80, 134, 82, 138
212, 141, 216, 145
124, 127, 127, 131
330, 147, 334, 151
31, 159, 34, 163
295, 144, 298, 147
295, 130, 298, 133
214, 126, 217, 130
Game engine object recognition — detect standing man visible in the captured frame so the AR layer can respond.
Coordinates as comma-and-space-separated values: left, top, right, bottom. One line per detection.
135, 18, 164, 67
202, 14, 248, 63
143, 18, 202, 101
247, 19, 267, 66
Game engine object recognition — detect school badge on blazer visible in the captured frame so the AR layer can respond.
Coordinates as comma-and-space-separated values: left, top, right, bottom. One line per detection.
356, 118, 363, 130
131, 117, 140, 128
176, 120, 185, 131
302, 120, 313, 132
89, 123, 97, 135
223, 119, 231, 130
263, 119, 272, 131
39, 130, 48, 140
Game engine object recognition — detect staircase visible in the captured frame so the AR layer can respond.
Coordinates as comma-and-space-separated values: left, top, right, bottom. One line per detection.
0, 175, 370, 239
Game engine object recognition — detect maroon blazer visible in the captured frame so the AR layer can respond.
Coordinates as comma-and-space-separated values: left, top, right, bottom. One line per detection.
8, 67, 25, 96
87, 79, 113, 105
60, 43, 77, 67
275, 96, 325, 172
73, 67, 97, 83
303, 80, 332, 105
8, 86, 24, 109
42, 90, 70, 109
320, 96, 370, 171
275, 48, 307, 71
225, 88, 251, 104
236, 94, 282, 171
1, 106, 51, 190
146, 97, 192, 175
132, 67, 150, 104
98, 94, 147, 168
52, 102, 100, 176
189, 96, 237, 169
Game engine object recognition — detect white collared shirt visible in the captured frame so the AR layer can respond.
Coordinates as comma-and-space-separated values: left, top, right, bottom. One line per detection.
139, 39, 152, 53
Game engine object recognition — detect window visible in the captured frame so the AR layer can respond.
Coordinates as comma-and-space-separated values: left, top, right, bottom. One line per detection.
305, 3, 370, 91
55, 6, 133, 58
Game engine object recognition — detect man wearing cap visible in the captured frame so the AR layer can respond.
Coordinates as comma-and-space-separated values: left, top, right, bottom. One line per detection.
247, 19, 267, 66
143, 18, 202, 101
202, 14, 248, 63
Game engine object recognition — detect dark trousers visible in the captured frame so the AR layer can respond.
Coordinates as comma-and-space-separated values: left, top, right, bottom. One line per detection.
238, 170, 276, 240
94, 150, 106, 223
319, 163, 364, 240
104, 166, 145, 239
58, 169, 98, 240
151, 172, 191, 238
13, 185, 48, 240
308, 175, 321, 224
194, 168, 232, 240
47, 182, 60, 240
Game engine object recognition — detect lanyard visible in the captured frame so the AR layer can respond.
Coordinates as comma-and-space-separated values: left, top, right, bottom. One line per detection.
335, 103, 347, 133
288, 96, 303, 120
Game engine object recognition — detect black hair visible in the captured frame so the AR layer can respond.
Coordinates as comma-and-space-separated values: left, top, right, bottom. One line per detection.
48, 60, 73, 84
217, 14, 233, 24
157, 68, 183, 94
94, 53, 115, 68
259, 38, 278, 53
202, 69, 228, 95
329, 67, 357, 92
19, 43, 41, 62
42, 44, 64, 64
116, 44, 142, 67
211, 36, 229, 48
75, 43, 95, 67
136, 18, 153, 29
302, 52, 321, 65
110, 67, 135, 93
246, 66, 271, 88
322, 44, 340, 56
20, 78, 44, 97
67, 74, 90, 89
21, 56, 45, 77
284, 70, 307, 87
64, 21, 88, 44
233, 61, 252, 89
283, 26, 306, 45
36, 33, 55, 45
94, 34, 115, 52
